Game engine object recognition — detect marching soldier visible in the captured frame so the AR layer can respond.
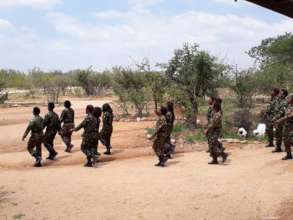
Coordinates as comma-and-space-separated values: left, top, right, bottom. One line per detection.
100, 103, 114, 155
150, 106, 169, 167
22, 107, 44, 167
60, 100, 75, 153
272, 89, 289, 153
72, 105, 99, 167
264, 88, 280, 148
274, 94, 293, 160
205, 98, 228, 164
43, 102, 60, 160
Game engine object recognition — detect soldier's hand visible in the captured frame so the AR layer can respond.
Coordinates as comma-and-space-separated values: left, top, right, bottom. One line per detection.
22, 136, 26, 141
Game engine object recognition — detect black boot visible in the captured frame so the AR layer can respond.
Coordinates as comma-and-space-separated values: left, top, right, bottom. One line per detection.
159, 156, 168, 167
272, 147, 282, 153
84, 156, 93, 167
208, 156, 219, 165
222, 152, 228, 163
104, 147, 111, 155
265, 143, 274, 148
47, 150, 58, 160
282, 153, 293, 160
34, 156, 42, 167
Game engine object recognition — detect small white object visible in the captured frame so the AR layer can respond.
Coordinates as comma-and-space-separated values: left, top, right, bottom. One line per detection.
196, 119, 201, 125
147, 134, 151, 139
171, 139, 176, 144
136, 117, 142, 122
238, 127, 248, 138
253, 123, 266, 137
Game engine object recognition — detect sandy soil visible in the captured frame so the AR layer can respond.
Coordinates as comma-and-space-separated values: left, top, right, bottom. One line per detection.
0, 100, 293, 220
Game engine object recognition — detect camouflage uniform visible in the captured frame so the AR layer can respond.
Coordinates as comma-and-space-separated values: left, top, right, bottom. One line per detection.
206, 111, 225, 159
60, 108, 75, 151
43, 111, 61, 157
94, 117, 101, 155
165, 111, 175, 155
152, 115, 169, 160
273, 98, 289, 150
23, 116, 44, 161
282, 105, 293, 158
100, 112, 114, 151
74, 114, 99, 160
264, 97, 279, 146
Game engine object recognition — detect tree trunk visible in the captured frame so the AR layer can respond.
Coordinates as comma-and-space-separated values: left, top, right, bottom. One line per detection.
188, 95, 198, 128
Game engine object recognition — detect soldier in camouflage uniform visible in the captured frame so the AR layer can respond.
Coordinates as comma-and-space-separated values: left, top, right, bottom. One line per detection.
272, 89, 289, 153
60, 100, 75, 153
205, 98, 228, 164
93, 107, 102, 157
100, 103, 114, 155
264, 88, 280, 147
150, 106, 169, 167
165, 101, 176, 158
22, 107, 44, 167
72, 105, 99, 167
275, 95, 293, 160
43, 102, 60, 160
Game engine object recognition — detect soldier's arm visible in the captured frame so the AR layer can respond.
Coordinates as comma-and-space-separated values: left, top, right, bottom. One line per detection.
60, 110, 66, 124
22, 122, 32, 140
206, 114, 221, 133
43, 114, 50, 129
73, 118, 87, 132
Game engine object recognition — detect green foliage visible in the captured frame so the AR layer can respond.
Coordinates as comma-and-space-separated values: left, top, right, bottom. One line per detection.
112, 67, 150, 117
146, 128, 155, 136
248, 33, 293, 92
185, 129, 206, 143
166, 43, 225, 127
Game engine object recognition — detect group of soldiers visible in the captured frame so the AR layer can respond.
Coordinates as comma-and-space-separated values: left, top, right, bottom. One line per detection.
22, 87, 293, 168
150, 97, 229, 166
264, 88, 293, 160
22, 101, 114, 167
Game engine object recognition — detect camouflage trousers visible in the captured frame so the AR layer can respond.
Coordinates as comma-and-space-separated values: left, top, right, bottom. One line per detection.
81, 132, 99, 158
265, 121, 274, 145
152, 135, 168, 158
43, 130, 57, 154
207, 129, 225, 158
283, 123, 293, 155
100, 127, 113, 149
61, 123, 74, 148
27, 134, 43, 159
275, 122, 284, 149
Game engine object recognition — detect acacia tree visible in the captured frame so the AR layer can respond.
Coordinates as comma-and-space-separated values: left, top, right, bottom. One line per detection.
112, 67, 149, 118
166, 43, 224, 128
248, 33, 293, 92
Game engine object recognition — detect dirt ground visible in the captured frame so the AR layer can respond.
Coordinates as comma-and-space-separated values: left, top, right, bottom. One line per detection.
0, 98, 293, 220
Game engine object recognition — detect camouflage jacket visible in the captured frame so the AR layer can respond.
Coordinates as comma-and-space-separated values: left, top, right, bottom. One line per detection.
283, 104, 293, 126
60, 108, 75, 124
154, 115, 168, 138
23, 116, 44, 138
43, 111, 61, 132
264, 97, 279, 121
74, 114, 98, 137
272, 98, 289, 121
165, 111, 175, 130
102, 112, 113, 131
207, 111, 222, 132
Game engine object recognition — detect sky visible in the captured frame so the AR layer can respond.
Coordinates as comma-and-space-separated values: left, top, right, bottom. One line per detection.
0, 0, 292, 72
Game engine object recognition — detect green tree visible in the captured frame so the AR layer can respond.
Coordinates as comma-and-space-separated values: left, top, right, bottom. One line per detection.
166, 43, 224, 127
248, 33, 293, 92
